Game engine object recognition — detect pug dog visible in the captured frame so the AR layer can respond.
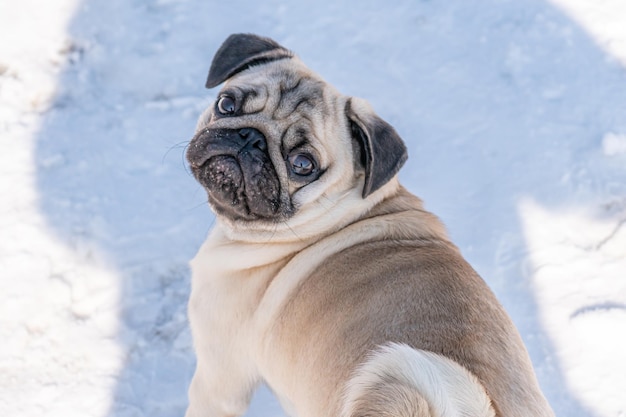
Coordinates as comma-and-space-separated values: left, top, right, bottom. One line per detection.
185, 33, 555, 417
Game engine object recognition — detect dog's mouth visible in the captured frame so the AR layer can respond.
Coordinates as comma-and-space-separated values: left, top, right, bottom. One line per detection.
187, 128, 282, 221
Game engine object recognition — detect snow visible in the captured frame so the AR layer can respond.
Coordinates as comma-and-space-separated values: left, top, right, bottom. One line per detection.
1, 0, 625, 416
603, 133, 626, 156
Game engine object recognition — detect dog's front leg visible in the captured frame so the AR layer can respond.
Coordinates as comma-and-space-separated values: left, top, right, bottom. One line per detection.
185, 351, 258, 417
184, 273, 260, 417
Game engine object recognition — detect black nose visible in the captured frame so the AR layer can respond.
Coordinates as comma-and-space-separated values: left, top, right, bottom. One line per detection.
239, 128, 267, 152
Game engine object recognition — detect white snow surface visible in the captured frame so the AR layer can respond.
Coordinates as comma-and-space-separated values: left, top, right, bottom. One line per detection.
1, 0, 625, 416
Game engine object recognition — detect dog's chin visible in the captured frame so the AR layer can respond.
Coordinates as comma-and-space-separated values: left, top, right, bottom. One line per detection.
195, 154, 283, 222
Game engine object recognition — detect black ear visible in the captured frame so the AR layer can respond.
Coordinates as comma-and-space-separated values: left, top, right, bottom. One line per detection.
206, 33, 293, 88
346, 98, 408, 198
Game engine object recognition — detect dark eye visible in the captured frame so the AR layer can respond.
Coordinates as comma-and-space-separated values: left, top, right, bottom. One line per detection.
288, 154, 315, 176
217, 95, 236, 115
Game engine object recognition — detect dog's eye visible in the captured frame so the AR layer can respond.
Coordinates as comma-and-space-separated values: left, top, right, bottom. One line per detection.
288, 154, 315, 176
217, 95, 236, 115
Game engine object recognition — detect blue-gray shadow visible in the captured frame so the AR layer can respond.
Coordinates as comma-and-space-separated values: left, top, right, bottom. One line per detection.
35, 0, 626, 416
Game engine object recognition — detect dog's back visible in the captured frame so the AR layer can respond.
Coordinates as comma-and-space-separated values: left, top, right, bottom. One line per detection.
259, 189, 554, 417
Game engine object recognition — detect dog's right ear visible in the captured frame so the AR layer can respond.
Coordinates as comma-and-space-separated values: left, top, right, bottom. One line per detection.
206, 33, 293, 88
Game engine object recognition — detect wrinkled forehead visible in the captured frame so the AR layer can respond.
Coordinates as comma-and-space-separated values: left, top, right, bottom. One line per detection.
221, 59, 336, 120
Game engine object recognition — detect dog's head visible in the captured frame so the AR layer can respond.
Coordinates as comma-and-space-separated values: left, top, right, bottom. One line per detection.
187, 34, 407, 238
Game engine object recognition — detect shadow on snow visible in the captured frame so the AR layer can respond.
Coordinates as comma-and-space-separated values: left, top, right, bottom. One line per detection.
35, 0, 626, 416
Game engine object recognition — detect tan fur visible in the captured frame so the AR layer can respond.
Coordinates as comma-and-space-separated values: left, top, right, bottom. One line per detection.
185, 49, 555, 417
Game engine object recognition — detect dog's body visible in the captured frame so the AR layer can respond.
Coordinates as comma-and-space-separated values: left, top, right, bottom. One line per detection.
185, 34, 555, 417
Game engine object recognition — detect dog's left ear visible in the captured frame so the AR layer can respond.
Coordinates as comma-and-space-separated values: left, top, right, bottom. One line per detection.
206, 33, 293, 88
346, 98, 408, 198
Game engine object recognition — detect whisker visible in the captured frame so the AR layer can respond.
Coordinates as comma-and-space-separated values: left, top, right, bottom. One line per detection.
282, 220, 305, 243
162, 140, 188, 162
255, 224, 279, 249
162, 139, 194, 176
187, 197, 210, 212
318, 194, 336, 212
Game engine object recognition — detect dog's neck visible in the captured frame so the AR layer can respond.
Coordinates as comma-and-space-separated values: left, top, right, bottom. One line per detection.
196, 180, 452, 276
215, 177, 403, 245
194, 223, 312, 275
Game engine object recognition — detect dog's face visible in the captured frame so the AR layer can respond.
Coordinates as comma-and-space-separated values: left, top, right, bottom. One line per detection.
187, 34, 408, 237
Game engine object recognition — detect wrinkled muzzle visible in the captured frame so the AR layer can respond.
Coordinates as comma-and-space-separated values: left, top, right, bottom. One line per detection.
187, 128, 281, 221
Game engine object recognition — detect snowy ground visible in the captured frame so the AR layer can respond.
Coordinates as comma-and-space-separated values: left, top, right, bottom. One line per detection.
1, 0, 625, 416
